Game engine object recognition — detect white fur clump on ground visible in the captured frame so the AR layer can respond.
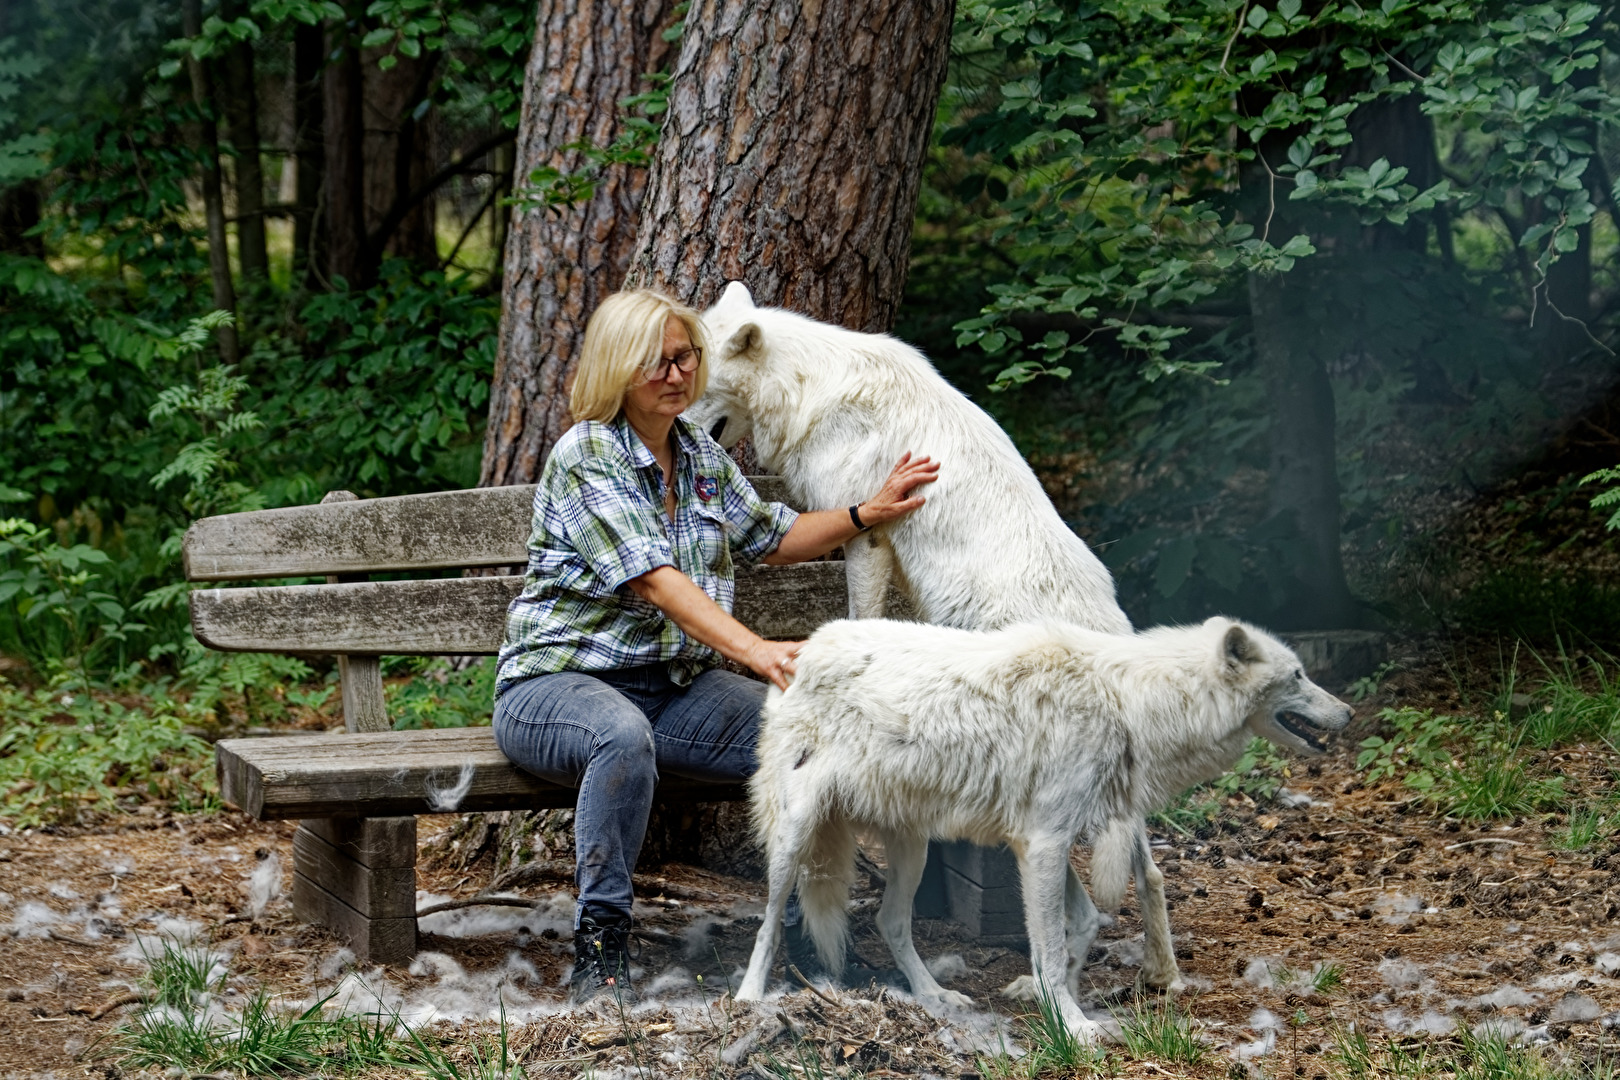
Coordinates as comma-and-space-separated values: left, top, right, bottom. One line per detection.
414, 889, 574, 940
246, 850, 283, 919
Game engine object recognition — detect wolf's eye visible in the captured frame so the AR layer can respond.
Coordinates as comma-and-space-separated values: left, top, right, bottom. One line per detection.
1294, 668, 1304, 681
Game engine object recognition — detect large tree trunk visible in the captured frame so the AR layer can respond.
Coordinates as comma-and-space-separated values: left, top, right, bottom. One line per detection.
479, 0, 679, 488
292, 22, 327, 287
622, 0, 955, 328
222, 2, 269, 283
182, 0, 239, 361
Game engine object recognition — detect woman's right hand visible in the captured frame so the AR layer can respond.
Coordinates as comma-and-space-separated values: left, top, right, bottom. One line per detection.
747, 638, 804, 691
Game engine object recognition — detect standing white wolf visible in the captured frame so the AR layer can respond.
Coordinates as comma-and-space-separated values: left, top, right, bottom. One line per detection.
688, 282, 1129, 634
736, 616, 1353, 1043
687, 283, 1184, 989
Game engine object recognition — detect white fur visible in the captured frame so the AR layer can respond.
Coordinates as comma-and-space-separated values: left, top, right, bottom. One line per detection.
689, 283, 1171, 988
735, 616, 1352, 1044
690, 282, 1130, 633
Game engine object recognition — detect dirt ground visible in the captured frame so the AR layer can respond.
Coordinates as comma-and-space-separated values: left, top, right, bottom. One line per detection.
4, 649, 1620, 1080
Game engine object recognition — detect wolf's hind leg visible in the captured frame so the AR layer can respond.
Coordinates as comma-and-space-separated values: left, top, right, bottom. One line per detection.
877, 830, 971, 1009
737, 813, 812, 1001
843, 531, 896, 619
1132, 821, 1183, 992
1064, 860, 1101, 1002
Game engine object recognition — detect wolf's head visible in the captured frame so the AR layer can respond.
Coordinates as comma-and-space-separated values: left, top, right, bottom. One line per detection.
684, 281, 767, 449
1209, 617, 1354, 755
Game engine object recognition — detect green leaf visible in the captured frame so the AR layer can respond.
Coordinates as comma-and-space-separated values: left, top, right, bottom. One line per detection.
1154, 536, 1197, 598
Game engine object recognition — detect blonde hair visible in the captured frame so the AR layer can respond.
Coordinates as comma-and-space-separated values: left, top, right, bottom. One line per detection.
569, 290, 709, 423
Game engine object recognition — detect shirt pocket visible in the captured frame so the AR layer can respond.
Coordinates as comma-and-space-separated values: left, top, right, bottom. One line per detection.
691, 502, 733, 581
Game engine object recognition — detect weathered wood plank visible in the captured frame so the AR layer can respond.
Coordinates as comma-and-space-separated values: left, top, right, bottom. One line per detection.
291, 871, 417, 964
190, 560, 847, 655
300, 817, 416, 868
338, 655, 389, 732
183, 476, 799, 581
217, 728, 747, 820
292, 827, 416, 919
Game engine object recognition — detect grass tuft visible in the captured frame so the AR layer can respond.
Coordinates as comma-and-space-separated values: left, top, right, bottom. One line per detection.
1115, 998, 1204, 1066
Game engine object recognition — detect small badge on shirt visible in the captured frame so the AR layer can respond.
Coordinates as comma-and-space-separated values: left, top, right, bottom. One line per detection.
694, 475, 719, 502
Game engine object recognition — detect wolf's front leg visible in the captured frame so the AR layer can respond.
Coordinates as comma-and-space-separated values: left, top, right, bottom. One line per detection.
1018, 836, 1105, 1044
842, 530, 896, 619
877, 830, 971, 1009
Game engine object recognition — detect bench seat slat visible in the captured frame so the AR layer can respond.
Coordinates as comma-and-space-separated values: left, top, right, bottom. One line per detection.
188, 561, 848, 655
183, 476, 799, 582
217, 728, 746, 819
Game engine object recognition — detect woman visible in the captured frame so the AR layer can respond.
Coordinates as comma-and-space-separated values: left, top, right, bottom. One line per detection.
494, 289, 938, 1003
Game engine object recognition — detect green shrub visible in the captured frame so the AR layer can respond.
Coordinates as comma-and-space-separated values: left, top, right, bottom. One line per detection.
0, 678, 214, 826
387, 658, 497, 730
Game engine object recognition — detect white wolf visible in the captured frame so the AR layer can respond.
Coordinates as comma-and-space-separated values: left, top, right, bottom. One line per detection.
736, 616, 1352, 1042
688, 283, 1182, 989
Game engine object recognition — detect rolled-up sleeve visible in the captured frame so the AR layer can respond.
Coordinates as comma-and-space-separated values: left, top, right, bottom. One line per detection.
719, 461, 799, 565
556, 455, 675, 591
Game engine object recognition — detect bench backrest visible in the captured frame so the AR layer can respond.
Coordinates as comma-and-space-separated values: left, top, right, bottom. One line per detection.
184, 479, 847, 731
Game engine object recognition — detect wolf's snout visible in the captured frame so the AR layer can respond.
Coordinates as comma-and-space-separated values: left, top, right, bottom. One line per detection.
709, 417, 727, 440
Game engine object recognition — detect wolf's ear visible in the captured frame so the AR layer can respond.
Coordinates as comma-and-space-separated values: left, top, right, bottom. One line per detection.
1222, 623, 1262, 668
725, 322, 765, 361
716, 280, 756, 312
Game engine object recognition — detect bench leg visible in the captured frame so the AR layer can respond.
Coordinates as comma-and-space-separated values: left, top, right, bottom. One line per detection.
291, 816, 418, 964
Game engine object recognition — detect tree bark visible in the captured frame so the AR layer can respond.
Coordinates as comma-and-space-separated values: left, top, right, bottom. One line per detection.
622, 0, 955, 329
222, 2, 269, 282
363, 51, 440, 273
293, 21, 327, 287
1537, 58, 1597, 362
1249, 267, 1362, 630
478, 0, 679, 488
323, 17, 367, 287
182, 0, 239, 361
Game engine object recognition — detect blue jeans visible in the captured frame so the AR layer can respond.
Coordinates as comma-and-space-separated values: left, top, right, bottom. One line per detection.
493, 664, 766, 925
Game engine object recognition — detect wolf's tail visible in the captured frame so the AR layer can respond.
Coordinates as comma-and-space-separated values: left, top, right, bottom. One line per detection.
798, 815, 858, 977
1091, 816, 1136, 913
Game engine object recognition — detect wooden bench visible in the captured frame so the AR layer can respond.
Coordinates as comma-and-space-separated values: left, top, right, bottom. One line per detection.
187, 479, 843, 963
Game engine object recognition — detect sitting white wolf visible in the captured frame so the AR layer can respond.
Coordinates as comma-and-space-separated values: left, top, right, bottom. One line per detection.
687, 283, 1182, 989
736, 617, 1352, 1042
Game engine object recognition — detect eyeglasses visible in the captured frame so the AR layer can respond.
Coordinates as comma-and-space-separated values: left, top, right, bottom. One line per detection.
641, 346, 703, 383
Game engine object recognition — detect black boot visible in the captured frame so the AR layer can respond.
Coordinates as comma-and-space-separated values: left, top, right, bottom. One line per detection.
570, 904, 638, 1005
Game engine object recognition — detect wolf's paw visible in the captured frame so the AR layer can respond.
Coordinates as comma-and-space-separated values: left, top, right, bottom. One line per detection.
999, 975, 1038, 1001
1142, 966, 1185, 994
922, 989, 974, 1010
1069, 1017, 1106, 1045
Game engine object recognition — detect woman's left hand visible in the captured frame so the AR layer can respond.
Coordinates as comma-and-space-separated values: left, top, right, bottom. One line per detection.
856, 452, 940, 528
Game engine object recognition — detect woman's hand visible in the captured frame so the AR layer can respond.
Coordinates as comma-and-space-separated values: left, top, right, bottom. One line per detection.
856, 452, 940, 528
746, 638, 804, 691
760, 451, 941, 565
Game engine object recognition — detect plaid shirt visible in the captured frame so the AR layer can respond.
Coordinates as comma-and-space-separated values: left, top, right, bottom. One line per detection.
495, 413, 798, 696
